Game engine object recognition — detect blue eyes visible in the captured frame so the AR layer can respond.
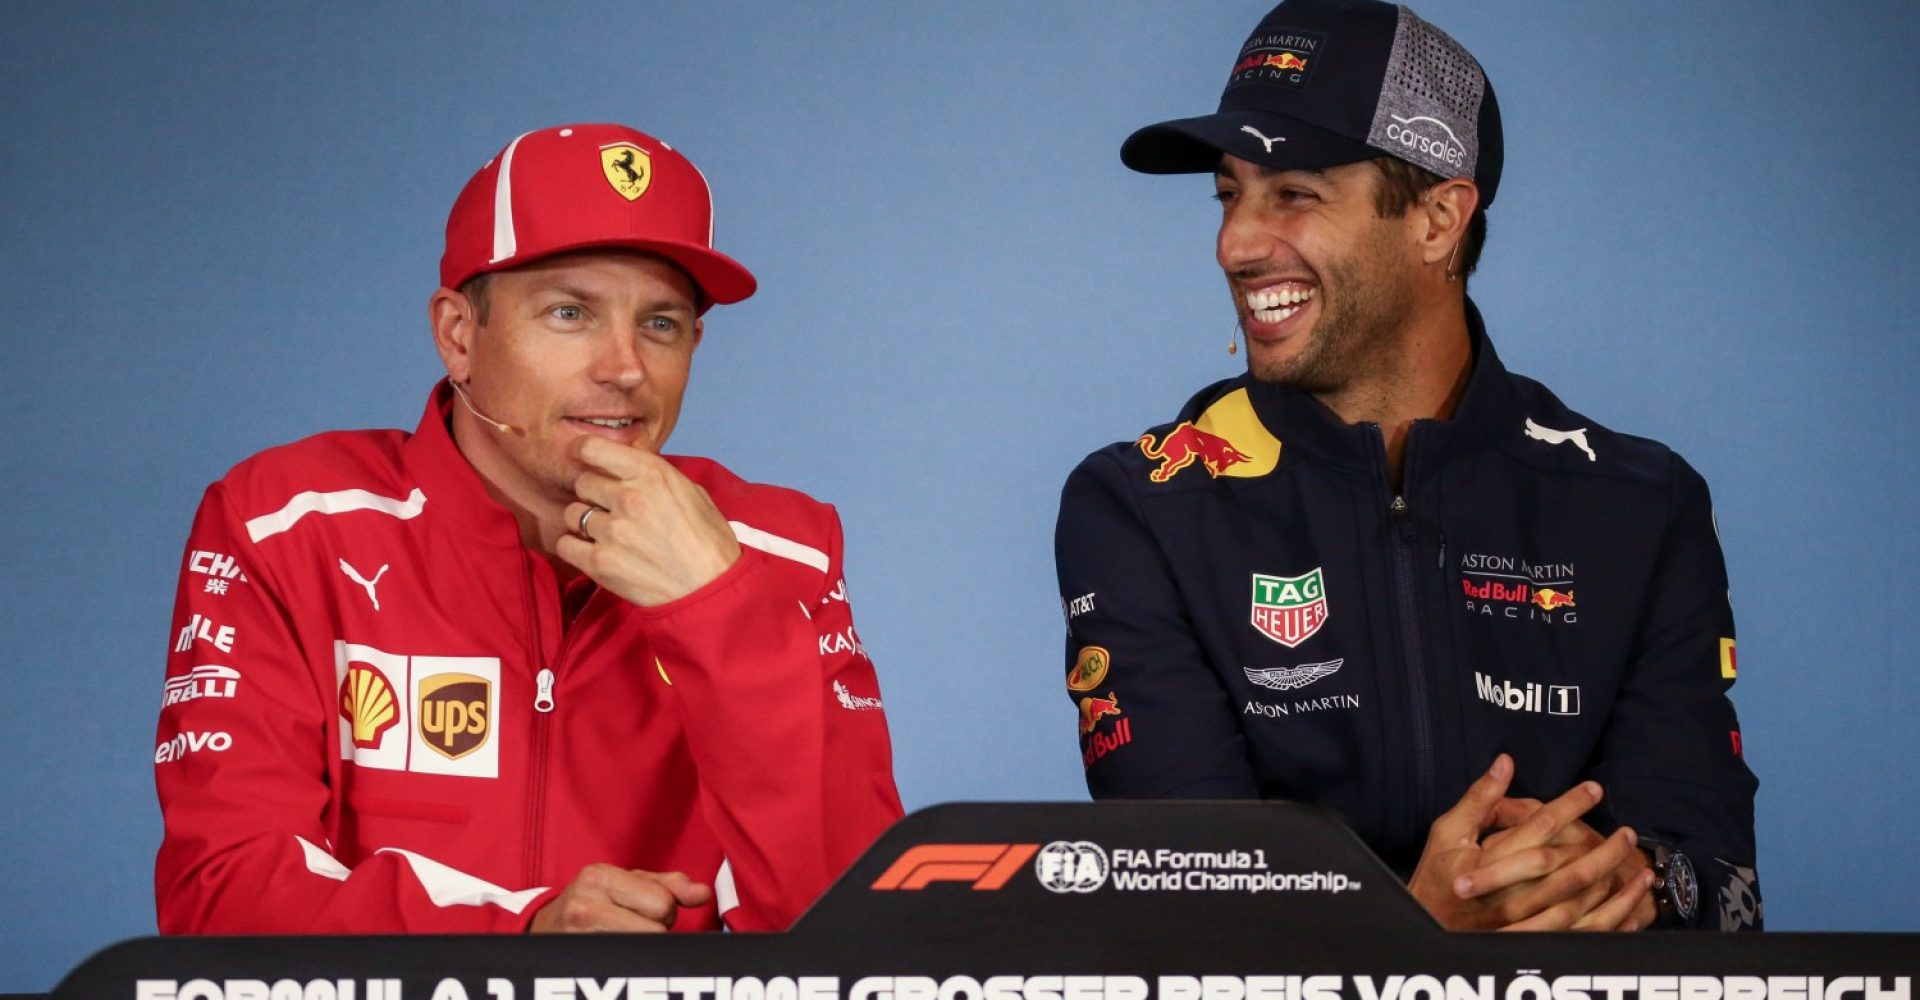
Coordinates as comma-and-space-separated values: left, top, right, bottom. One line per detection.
544, 304, 684, 341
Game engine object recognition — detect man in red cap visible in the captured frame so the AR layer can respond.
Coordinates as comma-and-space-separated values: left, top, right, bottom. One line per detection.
154, 124, 903, 934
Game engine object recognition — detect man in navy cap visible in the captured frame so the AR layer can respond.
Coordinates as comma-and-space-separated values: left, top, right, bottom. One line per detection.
1056, 1, 1760, 931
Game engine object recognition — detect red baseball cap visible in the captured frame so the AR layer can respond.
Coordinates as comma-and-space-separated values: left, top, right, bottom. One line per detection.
439, 123, 757, 308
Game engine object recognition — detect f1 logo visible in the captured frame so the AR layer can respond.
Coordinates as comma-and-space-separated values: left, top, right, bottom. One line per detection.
871, 843, 1040, 891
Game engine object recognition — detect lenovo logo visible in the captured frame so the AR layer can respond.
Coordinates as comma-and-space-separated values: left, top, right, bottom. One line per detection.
871, 843, 1040, 891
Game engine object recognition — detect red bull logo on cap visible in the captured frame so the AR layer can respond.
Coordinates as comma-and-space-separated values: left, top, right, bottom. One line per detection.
1232, 51, 1309, 75
1136, 388, 1282, 483
1227, 32, 1325, 90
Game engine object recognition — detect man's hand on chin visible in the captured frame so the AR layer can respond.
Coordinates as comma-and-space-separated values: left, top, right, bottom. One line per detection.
1407, 754, 1655, 932
556, 436, 743, 606
529, 864, 714, 933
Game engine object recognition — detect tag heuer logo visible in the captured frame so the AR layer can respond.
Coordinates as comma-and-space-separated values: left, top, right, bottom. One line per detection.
1250, 569, 1329, 648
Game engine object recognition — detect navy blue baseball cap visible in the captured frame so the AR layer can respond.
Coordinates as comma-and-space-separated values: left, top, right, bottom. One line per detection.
1122, 0, 1503, 207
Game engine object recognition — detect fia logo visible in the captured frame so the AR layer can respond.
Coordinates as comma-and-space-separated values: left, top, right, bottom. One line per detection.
1034, 841, 1110, 893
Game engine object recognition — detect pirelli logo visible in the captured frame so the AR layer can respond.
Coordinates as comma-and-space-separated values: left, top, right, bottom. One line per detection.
871, 843, 1039, 891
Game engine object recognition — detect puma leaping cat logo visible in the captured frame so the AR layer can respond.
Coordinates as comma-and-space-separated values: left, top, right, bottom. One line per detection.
1240, 125, 1285, 154
1524, 418, 1597, 462
338, 559, 391, 611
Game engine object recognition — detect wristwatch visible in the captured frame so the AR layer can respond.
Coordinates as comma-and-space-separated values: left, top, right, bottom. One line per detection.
1643, 838, 1699, 928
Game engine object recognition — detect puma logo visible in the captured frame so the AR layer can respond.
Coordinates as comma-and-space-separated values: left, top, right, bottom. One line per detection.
1240, 125, 1285, 154
1524, 418, 1596, 462
338, 559, 391, 611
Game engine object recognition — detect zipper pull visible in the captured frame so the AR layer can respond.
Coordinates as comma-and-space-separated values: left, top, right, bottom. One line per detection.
535, 669, 556, 713
1437, 532, 1448, 571
1389, 495, 1419, 541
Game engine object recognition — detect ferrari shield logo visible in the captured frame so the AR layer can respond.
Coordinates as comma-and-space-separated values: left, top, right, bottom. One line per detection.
600, 143, 651, 201
1250, 569, 1329, 648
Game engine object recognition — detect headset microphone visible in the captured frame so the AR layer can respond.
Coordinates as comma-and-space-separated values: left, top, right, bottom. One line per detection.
451, 380, 523, 436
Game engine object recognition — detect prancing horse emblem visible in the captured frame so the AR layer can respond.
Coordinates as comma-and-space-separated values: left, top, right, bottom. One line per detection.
600, 143, 652, 201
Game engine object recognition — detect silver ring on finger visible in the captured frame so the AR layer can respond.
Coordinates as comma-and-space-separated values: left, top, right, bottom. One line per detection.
577, 505, 605, 543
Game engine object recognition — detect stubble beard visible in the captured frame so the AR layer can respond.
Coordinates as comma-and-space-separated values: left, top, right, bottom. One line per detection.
1246, 228, 1414, 394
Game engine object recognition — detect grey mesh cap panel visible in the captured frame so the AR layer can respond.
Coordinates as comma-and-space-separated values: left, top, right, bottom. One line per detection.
1363, 6, 1485, 181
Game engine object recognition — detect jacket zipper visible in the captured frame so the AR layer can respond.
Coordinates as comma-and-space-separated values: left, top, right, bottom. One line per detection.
522, 557, 551, 889
1382, 427, 1438, 836
524, 581, 596, 887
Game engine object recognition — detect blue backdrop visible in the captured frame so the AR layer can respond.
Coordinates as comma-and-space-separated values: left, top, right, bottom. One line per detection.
3, 1, 1916, 989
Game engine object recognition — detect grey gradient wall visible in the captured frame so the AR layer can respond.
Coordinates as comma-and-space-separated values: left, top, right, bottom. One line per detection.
3, 1, 1916, 989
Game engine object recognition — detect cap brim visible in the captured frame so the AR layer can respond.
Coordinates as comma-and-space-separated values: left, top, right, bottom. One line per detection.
620, 239, 757, 308
1122, 110, 1381, 175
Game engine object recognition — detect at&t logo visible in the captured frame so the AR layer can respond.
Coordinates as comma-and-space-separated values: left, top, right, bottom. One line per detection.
1035, 841, 1110, 893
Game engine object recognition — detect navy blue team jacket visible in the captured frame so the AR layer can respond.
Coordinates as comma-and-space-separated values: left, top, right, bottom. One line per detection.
1054, 302, 1761, 930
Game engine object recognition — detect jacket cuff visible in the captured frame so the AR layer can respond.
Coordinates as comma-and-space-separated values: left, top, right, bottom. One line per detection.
623, 547, 771, 628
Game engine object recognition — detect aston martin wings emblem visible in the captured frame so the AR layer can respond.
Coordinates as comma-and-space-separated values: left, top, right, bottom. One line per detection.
1243, 658, 1344, 691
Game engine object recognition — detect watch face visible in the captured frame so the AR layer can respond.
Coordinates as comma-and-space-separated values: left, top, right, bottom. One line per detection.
1670, 851, 1699, 923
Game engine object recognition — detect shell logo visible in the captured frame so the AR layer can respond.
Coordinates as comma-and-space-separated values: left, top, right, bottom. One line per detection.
340, 664, 400, 749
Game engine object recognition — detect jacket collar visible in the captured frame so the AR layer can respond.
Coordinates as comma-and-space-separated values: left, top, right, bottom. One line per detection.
1240, 297, 1522, 473
400, 380, 531, 550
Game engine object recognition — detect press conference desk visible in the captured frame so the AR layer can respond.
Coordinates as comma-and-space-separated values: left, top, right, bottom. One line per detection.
53, 804, 1918, 1000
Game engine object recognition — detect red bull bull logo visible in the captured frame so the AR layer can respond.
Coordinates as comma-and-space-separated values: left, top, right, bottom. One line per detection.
1138, 423, 1253, 483
1532, 588, 1575, 610
1135, 388, 1283, 484
1078, 691, 1122, 734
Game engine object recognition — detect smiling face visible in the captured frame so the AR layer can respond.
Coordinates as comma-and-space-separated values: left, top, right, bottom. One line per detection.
1214, 155, 1423, 392
431, 250, 703, 512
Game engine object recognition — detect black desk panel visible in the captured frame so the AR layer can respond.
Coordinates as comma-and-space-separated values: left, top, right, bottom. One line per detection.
56, 804, 1915, 1000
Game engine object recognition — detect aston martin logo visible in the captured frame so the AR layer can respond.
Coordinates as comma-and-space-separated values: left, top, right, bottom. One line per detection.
600, 143, 651, 201
1244, 658, 1343, 692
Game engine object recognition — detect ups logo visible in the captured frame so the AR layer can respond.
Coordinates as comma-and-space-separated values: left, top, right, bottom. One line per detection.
418, 672, 490, 760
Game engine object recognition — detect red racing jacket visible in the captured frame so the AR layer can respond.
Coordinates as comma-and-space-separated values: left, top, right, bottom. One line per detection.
155, 383, 903, 933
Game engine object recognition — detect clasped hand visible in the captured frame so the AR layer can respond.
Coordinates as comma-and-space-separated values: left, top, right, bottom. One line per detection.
1408, 754, 1656, 931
